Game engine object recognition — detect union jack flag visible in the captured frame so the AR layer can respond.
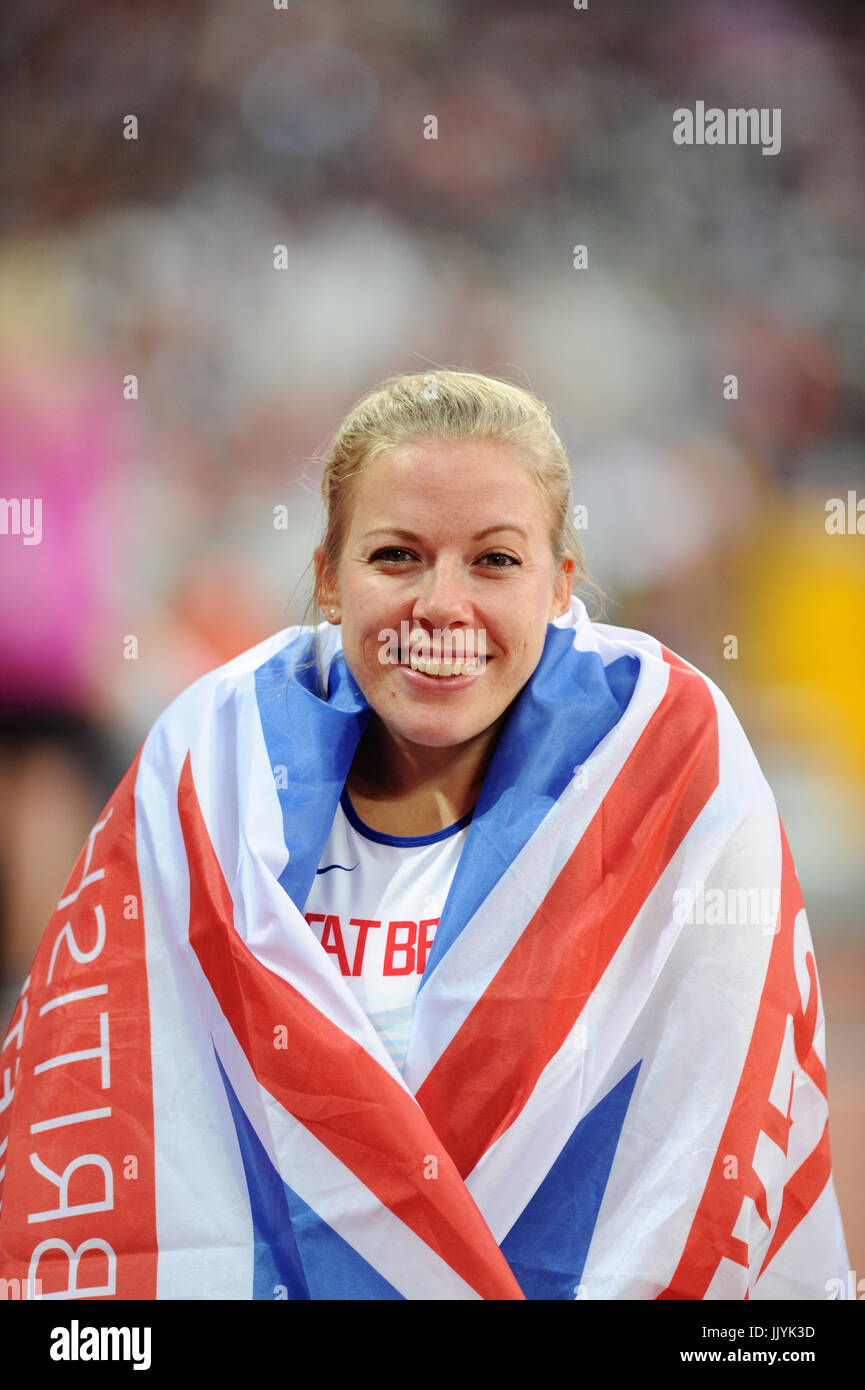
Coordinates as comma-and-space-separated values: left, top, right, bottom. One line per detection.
0, 600, 849, 1299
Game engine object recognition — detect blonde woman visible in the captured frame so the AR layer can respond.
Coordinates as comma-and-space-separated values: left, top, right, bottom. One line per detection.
0, 370, 848, 1302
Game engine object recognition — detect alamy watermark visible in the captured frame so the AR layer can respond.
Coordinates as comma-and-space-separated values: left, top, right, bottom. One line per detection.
673, 882, 781, 934
0, 497, 42, 545
825, 491, 864, 534
0, 1276, 43, 1299
377, 621, 487, 673
673, 102, 781, 156
49, 1320, 151, 1370
825, 1270, 865, 1299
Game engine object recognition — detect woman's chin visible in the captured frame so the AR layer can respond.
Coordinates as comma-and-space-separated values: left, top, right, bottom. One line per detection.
367, 702, 490, 751
389, 719, 482, 750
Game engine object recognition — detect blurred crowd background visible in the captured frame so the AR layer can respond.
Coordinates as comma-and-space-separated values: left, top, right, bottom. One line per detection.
1, 0, 863, 1275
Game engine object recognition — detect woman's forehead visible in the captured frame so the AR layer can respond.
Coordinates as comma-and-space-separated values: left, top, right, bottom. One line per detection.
376, 435, 530, 470
348, 439, 545, 516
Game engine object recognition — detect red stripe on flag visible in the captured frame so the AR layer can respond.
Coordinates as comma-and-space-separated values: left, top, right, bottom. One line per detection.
0, 752, 157, 1300
177, 754, 524, 1302
416, 648, 720, 1177
658, 820, 832, 1299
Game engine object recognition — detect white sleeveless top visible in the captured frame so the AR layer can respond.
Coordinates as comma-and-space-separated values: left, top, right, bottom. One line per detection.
302, 788, 472, 1074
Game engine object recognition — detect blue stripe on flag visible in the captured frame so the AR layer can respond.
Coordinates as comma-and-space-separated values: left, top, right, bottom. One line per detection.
215, 1049, 403, 1300
254, 631, 369, 912
500, 1061, 642, 1300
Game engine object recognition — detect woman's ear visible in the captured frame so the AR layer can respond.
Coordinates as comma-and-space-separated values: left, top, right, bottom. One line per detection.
551, 556, 575, 619
314, 547, 339, 619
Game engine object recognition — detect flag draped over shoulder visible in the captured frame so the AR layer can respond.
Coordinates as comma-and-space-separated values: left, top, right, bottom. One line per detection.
0, 598, 849, 1300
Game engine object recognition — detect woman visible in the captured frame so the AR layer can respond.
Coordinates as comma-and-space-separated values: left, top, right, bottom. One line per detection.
0, 370, 849, 1300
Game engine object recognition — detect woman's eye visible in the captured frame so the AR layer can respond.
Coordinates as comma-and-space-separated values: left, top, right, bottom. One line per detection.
370, 547, 414, 563
480, 551, 520, 568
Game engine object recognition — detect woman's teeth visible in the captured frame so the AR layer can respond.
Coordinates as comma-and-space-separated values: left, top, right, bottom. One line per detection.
408, 653, 480, 677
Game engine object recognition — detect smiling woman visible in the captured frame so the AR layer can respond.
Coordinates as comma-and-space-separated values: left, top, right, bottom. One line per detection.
319, 442, 573, 835
0, 369, 849, 1302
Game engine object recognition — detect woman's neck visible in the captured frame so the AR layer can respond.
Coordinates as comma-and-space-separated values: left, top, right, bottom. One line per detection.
345, 714, 506, 835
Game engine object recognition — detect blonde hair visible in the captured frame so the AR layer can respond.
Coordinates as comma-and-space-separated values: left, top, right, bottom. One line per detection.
296, 368, 605, 693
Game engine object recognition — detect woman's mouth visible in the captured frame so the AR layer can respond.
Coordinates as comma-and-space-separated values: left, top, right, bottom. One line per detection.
380, 624, 489, 680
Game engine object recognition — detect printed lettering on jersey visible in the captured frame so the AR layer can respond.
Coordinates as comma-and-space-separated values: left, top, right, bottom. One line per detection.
306, 914, 439, 977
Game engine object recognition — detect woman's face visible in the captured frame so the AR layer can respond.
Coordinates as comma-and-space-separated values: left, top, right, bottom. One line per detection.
316, 438, 574, 754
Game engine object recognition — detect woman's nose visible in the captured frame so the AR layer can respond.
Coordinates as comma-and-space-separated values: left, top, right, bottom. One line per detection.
411, 561, 473, 627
